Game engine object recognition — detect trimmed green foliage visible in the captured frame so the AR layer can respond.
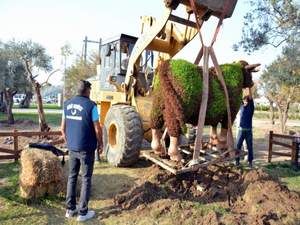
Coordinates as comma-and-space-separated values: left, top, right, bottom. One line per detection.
153, 59, 244, 122
170, 59, 202, 118
221, 63, 243, 87
208, 78, 226, 116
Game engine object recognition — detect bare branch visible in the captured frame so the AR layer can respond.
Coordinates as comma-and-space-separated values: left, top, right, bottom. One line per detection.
41, 69, 60, 86
266, 38, 289, 48
32, 74, 39, 79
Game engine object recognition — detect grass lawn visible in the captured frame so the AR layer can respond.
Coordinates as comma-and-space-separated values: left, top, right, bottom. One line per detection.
13, 104, 62, 110
264, 163, 300, 191
254, 110, 300, 120
0, 112, 62, 127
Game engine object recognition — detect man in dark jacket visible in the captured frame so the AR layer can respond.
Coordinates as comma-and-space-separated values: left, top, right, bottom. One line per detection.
61, 80, 103, 222
236, 88, 255, 168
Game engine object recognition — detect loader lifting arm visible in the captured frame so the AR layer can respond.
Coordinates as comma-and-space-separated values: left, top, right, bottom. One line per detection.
124, 0, 238, 93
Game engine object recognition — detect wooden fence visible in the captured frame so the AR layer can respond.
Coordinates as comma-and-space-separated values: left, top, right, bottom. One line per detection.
268, 131, 299, 167
0, 130, 62, 161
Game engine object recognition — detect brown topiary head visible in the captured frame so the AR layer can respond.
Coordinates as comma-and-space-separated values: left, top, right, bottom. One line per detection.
239, 60, 260, 88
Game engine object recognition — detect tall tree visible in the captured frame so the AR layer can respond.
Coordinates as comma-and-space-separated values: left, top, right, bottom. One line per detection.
235, 0, 299, 53
260, 40, 300, 132
7, 40, 55, 131
0, 45, 29, 124
0, 53, 15, 124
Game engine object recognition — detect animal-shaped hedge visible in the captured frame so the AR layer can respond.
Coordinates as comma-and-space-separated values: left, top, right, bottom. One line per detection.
150, 59, 255, 137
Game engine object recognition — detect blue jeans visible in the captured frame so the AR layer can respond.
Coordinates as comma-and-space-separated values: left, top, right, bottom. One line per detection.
236, 129, 253, 163
66, 150, 95, 216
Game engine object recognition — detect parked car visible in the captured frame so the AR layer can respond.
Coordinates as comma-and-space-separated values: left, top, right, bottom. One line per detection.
13, 94, 25, 104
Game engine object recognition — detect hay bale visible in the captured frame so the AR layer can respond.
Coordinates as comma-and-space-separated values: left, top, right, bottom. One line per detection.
19, 148, 66, 199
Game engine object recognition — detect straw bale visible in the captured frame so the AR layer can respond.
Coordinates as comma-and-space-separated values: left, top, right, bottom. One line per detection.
19, 148, 66, 199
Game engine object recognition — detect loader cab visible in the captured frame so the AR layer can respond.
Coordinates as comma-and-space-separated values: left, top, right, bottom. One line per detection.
99, 33, 154, 93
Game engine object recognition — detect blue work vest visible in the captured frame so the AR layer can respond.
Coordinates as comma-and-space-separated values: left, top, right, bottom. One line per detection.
64, 96, 97, 152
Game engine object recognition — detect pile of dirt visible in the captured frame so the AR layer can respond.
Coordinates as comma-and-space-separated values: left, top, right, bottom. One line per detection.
113, 166, 300, 224
114, 181, 169, 210
231, 169, 300, 224
115, 165, 243, 210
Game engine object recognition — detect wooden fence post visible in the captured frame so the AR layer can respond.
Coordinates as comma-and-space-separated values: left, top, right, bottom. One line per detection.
13, 129, 18, 162
291, 140, 299, 168
268, 131, 273, 163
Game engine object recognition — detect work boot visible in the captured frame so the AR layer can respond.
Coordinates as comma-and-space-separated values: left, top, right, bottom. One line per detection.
77, 210, 95, 222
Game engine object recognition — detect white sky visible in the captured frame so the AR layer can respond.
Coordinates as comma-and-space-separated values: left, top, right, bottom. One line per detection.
0, 0, 282, 84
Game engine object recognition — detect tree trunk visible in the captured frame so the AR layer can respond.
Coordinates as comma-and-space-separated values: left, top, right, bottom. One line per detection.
0, 92, 7, 113
19, 91, 33, 108
24, 61, 50, 132
277, 106, 285, 133
282, 102, 290, 134
33, 82, 50, 132
268, 98, 275, 125
3, 89, 16, 124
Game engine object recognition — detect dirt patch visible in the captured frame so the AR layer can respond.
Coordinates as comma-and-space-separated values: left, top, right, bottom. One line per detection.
113, 166, 300, 224
115, 165, 242, 209
231, 169, 300, 225
114, 181, 169, 210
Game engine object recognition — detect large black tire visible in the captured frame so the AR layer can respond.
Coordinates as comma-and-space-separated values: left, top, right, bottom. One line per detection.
103, 105, 143, 167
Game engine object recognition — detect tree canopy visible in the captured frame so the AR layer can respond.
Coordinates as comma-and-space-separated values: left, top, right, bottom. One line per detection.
235, 0, 299, 53
0, 42, 30, 93
260, 40, 300, 132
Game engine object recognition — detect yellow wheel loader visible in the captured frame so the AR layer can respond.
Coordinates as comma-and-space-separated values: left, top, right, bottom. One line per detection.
90, 0, 238, 168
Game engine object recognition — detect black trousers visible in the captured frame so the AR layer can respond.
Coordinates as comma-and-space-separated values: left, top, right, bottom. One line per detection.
66, 150, 95, 216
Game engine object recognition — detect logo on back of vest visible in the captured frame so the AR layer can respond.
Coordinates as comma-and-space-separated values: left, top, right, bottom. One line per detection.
66, 104, 83, 121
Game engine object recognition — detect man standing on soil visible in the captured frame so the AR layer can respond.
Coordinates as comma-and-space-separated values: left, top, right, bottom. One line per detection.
236, 88, 254, 168
61, 80, 103, 222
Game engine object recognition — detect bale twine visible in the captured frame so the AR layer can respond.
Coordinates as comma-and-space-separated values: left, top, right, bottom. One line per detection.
19, 148, 66, 199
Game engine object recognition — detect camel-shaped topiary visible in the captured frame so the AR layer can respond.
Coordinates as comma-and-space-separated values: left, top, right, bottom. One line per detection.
150, 59, 260, 161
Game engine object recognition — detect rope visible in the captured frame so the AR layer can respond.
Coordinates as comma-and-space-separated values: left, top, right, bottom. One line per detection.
193, 46, 210, 160
187, 0, 235, 163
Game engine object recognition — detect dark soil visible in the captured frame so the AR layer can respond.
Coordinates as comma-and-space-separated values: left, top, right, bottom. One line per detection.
114, 165, 300, 225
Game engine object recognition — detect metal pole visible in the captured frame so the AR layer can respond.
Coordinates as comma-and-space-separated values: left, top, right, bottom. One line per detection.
98, 38, 102, 64
84, 36, 88, 63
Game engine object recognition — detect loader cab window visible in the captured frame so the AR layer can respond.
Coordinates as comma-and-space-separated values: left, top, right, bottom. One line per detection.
100, 41, 121, 91
120, 42, 129, 71
103, 42, 119, 69
120, 41, 135, 74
